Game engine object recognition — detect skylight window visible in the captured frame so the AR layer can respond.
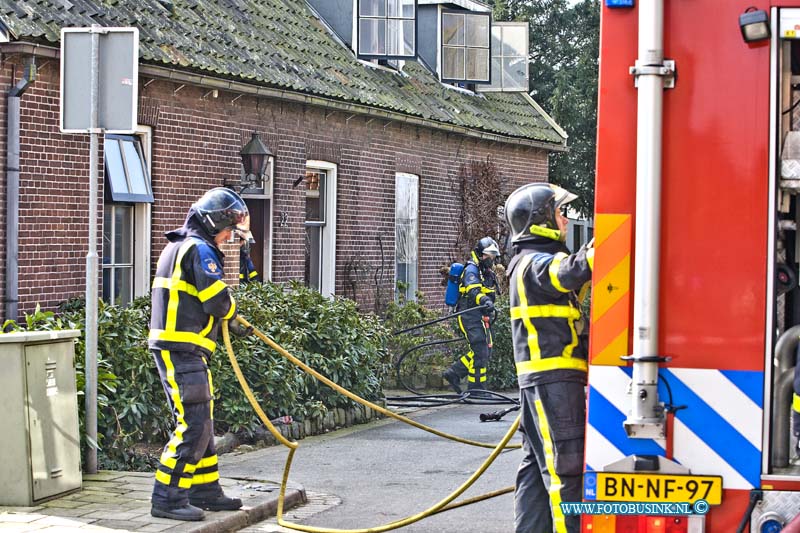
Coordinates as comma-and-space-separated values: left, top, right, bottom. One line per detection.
358, 0, 417, 58
441, 10, 490, 83
482, 22, 529, 92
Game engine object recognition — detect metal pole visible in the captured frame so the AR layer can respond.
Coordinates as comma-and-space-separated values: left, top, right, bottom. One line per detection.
85, 27, 100, 474
624, 0, 667, 439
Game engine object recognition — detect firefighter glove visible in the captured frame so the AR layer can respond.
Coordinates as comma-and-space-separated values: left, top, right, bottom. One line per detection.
482, 299, 495, 313
228, 320, 254, 337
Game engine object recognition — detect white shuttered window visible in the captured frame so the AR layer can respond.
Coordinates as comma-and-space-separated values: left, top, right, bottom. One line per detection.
395, 173, 419, 301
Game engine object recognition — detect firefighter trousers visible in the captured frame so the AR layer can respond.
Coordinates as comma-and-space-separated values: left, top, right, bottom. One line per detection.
515, 382, 585, 533
449, 310, 492, 388
793, 358, 800, 454
151, 349, 225, 508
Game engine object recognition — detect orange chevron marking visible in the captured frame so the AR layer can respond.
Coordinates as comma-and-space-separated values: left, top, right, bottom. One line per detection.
590, 214, 632, 366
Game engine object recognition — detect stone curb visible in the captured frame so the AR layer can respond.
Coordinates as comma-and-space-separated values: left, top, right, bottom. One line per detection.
180, 487, 306, 533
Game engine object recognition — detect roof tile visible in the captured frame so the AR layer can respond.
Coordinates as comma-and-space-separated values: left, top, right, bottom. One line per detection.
0, 0, 564, 144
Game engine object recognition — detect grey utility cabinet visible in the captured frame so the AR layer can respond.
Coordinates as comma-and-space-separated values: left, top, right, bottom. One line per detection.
0, 330, 82, 505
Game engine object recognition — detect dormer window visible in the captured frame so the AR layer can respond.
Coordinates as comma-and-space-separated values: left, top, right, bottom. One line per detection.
480, 22, 529, 92
441, 10, 490, 83
358, 0, 417, 58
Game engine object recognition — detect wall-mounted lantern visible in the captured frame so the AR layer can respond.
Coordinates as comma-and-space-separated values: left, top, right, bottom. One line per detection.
238, 132, 274, 192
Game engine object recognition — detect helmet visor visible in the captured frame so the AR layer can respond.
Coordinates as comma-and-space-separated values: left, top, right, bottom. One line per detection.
551, 184, 578, 208
482, 242, 500, 257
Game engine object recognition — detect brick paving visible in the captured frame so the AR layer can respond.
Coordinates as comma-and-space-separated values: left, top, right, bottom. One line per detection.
0, 472, 305, 533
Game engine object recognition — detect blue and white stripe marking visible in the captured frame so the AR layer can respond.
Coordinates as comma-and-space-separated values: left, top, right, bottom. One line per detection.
585, 365, 763, 490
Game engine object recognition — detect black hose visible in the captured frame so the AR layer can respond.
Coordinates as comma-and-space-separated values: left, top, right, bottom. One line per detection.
393, 337, 465, 395
388, 305, 517, 408
392, 305, 490, 335
735, 490, 762, 533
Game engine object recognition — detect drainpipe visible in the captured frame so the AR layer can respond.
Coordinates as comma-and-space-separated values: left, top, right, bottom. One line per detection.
4, 57, 36, 325
623, 0, 676, 439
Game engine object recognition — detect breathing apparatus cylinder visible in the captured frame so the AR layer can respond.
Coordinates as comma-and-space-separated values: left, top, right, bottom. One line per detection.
445, 262, 465, 307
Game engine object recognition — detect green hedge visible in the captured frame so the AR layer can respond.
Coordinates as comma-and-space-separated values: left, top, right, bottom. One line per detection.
3, 283, 518, 470
3, 282, 391, 469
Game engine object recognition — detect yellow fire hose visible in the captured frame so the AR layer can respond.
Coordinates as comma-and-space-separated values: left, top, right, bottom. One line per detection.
223, 316, 521, 533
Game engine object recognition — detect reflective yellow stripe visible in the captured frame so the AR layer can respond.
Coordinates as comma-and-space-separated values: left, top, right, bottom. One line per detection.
166, 241, 196, 331
223, 296, 236, 320
197, 455, 218, 469
563, 307, 580, 359
158, 350, 189, 472
794, 393, 800, 414
548, 253, 570, 293
534, 398, 567, 533
149, 329, 217, 352
155, 469, 172, 486
249, 270, 258, 279
480, 286, 495, 294
159, 461, 197, 474
515, 255, 541, 359
510, 305, 581, 320
475, 294, 484, 305
239, 273, 245, 279
198, 279, 227, 302
152, 277, 199, 296
586, 247, 595, 271
461, 283, 482, 294
206, 357, 215, 418
192, 471, 220, 485
199, 316, 214, 338
516, 357, 588, 375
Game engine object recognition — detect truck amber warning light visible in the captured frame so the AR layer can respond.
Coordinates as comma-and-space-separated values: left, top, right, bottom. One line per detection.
583, 472, 722, 505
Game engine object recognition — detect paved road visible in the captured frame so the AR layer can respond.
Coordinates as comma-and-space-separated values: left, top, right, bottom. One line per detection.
224, 400, 523, 533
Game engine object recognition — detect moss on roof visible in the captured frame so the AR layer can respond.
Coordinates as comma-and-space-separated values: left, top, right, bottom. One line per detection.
0, 0, 565, 145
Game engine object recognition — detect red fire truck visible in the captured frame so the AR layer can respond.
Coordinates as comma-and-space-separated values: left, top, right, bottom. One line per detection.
584, 1, 800, 531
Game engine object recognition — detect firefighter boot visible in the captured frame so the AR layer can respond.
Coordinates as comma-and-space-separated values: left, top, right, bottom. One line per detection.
150, 503, 205, 521
442, 368, 463, 394
189, 493, 243, 511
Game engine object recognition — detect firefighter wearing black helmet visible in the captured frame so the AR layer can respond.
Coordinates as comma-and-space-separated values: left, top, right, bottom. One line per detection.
149, 187, 253, 521
442, 236, 501, 395
505, 183, 594, 533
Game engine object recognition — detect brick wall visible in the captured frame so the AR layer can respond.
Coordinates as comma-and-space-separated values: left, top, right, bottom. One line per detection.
0, 56, 550, 321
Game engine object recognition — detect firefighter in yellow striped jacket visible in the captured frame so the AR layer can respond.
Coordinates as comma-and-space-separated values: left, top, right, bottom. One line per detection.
794, 357, 800, 462
442, 237, 500, 395
504, 183, 594, 533
148, 187, 252, 522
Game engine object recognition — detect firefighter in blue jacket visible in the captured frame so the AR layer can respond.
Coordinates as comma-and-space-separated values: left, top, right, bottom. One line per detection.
149, 187, 253, 521
442, 236, 500, 394
504, 183, 594, 533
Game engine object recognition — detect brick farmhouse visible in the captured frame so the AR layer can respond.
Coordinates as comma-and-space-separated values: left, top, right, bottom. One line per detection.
0, 0, 566, 322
